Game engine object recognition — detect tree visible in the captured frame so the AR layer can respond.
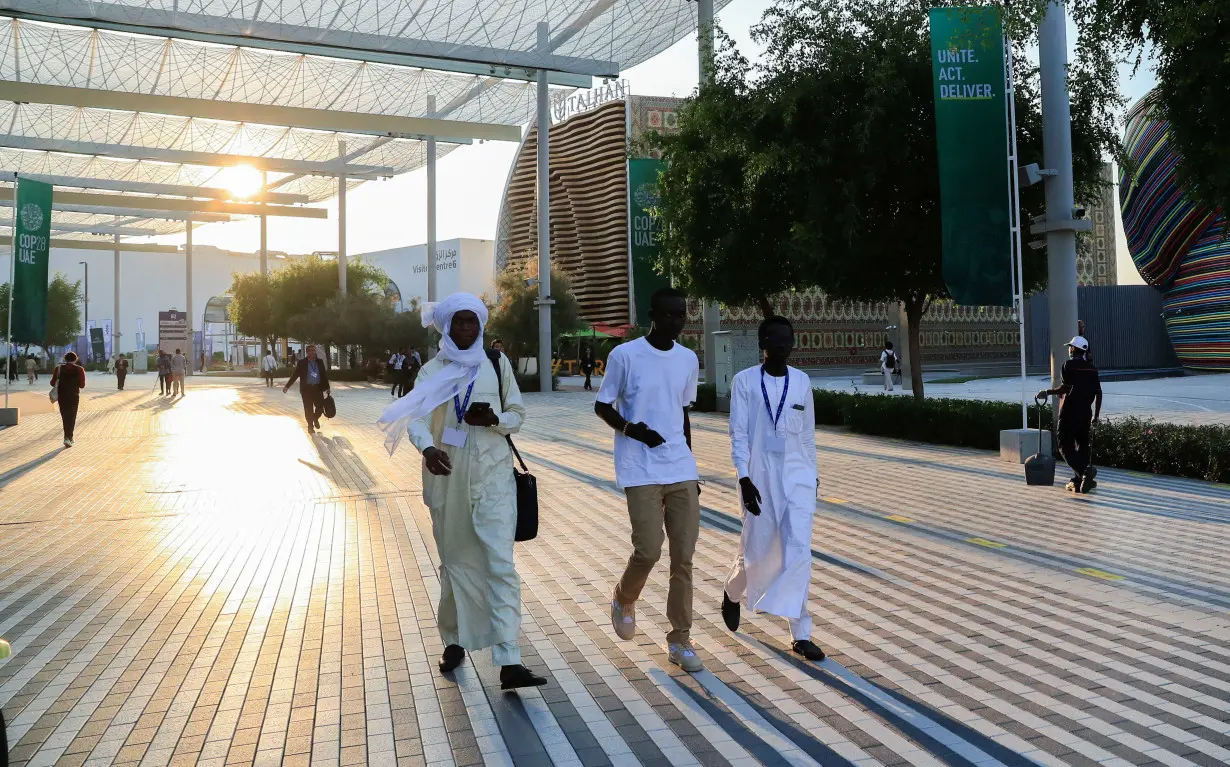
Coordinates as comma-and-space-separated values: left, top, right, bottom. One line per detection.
655, 0, 1111, 399
228, 272, 277, 351
1062, 0, 1230, 218
486, 267, 584, 364
1, 272, 83, 349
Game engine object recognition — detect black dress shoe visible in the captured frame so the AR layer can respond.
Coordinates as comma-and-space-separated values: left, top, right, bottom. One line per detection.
721, 591, 740, 632
500, 664, 547, 690
438, 645, 466, 673
792, 639, 826, 661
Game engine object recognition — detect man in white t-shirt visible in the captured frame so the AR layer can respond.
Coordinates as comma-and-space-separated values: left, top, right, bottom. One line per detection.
595, 287, 704, 672
388, 349, 405, 397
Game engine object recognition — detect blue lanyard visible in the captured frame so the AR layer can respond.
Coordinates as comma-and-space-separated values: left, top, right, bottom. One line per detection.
759, 367, 789, 432
452, 381, 475, 424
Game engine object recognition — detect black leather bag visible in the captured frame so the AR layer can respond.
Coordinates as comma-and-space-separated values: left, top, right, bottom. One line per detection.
487, 350, 538, 541
322, 392, 337, 419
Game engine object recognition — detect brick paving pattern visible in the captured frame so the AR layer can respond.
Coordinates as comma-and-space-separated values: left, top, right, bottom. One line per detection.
2, 377, 1228, 767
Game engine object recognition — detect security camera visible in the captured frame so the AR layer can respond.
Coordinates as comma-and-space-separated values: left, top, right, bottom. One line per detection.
1028, 239, 1047, 250
1072, 206, 1087, 219
524, 277, 540, 289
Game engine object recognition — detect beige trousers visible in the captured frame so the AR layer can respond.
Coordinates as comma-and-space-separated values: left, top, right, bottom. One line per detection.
614, 480, 700, 644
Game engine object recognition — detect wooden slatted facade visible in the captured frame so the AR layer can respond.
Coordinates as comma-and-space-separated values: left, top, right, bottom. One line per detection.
498, 100, 631, 325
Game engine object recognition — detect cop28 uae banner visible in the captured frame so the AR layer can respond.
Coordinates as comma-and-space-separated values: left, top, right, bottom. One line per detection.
627, 158, 672, 326
10, 176, 53, 342
929, 7, 1013, 307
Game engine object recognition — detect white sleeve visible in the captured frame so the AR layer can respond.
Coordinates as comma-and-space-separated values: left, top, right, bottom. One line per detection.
729, 374, 751, 480
595, 347, 625, 405
683, 352, 699, 407
493, 353, 525, 436
801, 372, 818, 477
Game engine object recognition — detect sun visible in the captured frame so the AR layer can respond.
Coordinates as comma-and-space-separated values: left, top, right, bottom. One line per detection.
216, 164, 264, 199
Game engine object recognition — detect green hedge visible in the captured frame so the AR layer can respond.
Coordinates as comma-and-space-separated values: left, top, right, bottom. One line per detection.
815, 390, 1053, 451
693, 386, 1228, 483
694, 383, 717, 413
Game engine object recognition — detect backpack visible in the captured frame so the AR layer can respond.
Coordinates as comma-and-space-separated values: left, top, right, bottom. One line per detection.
883, 350, 896, 369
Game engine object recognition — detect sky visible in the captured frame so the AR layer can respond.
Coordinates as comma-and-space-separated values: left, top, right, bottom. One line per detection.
149, 0, 1157, 286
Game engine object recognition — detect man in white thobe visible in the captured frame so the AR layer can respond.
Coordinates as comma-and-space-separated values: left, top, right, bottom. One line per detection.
377, 293, 546, 690
721, 316, 826, 661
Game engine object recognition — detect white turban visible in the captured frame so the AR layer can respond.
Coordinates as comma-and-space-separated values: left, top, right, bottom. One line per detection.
377, 292, 489, 455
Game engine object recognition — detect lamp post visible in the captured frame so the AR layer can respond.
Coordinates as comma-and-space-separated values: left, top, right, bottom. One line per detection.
78, 260, 89, 360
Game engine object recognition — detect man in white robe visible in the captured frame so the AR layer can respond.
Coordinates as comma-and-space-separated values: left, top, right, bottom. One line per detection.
720, 316, 826, 661
377, 292, 546, 689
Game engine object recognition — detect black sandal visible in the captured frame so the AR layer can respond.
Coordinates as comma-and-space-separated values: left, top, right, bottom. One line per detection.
500, 664, 547, 690
438, 645, 466, 673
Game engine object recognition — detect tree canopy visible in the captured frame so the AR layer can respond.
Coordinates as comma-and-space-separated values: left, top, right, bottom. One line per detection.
1, 273, 83, 350
654, 0, 1112, 398
485, 267, 584, 364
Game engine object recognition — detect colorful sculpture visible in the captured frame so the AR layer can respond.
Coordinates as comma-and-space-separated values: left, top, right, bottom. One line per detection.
1120, 91, 1230, 370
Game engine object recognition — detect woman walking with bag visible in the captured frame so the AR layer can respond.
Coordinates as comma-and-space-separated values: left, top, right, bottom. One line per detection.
50, 352, 86, 447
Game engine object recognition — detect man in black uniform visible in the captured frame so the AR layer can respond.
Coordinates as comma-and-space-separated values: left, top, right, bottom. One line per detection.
1038, 336, 1103, 493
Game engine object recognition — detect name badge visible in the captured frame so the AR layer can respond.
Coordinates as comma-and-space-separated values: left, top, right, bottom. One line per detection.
764, 434, 786, 453
442, 427, 468, 448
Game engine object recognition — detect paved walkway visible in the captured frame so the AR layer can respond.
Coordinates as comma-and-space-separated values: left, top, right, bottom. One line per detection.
2, 377, 1228, 767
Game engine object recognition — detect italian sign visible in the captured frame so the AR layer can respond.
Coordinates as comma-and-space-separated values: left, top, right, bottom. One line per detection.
929, 7, 1013, 307
627, 159, 671, 326
158, 309, 189, 355
10, 176, 53, 342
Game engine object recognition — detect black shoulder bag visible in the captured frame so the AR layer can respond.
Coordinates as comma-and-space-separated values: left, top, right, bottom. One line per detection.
487, 350, 539, 542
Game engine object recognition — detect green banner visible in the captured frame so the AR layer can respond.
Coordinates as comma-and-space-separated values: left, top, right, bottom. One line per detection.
929, 7, 1012, 307
10, 177, 53, 342
628, 158, 671, 326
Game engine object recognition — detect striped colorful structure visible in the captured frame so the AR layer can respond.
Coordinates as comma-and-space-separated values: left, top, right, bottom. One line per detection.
1120, 92, 1230, 370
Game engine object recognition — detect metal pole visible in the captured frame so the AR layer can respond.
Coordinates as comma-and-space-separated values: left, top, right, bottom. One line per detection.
1039, 1, 1079, 400
113, 232, 121, 359
337, 141, 348, 370
4, 177, 14, 409
697, 0, 721, 381
427, 94, 438, 306
1005, 39, 1028, 430
338, 141, 348, 296
79, 260, 88, 360
260, 170, 268, 357
185, 214, 194, 374
536, 22, 554, 394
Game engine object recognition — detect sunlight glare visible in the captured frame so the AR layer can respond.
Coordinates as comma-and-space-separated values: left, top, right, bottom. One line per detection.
217, 164, 264, 199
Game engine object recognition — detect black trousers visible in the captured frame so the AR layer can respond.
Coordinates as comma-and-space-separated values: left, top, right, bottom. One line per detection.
300, 384, 325, 427
117, 371, 126, 390
1057, 415, 1092, 480
60, 395, 80, 440
264, 372, 274, 387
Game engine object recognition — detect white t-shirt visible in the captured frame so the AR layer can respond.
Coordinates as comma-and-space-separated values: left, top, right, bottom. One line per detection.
596, 338, 700, 489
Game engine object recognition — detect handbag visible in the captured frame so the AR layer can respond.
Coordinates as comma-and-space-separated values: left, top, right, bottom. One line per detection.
487, 350, 538, 542
322, 392, 337, 419
49, 365, 59, 403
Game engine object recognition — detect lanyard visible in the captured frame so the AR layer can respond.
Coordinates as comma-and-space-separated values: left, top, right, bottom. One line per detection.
452, 381, 476, 424
759, 367, 789, 432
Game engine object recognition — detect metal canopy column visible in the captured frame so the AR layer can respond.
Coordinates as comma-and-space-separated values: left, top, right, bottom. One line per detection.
185, 214, 194, 374
697, 0, 720, 382
536, 22, 554, 394
1039, 1, 1079, 396
260, 170, 268, 357
113, 232, 121, 358
337, 140, 348, 369
427, 94, 438, 306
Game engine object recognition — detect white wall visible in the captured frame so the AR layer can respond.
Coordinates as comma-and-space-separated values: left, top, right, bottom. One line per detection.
1, 245, 266, 354
356, 238, 495, 309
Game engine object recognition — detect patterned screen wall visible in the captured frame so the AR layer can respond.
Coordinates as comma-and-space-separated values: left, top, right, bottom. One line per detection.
1120, 92, 1230, 371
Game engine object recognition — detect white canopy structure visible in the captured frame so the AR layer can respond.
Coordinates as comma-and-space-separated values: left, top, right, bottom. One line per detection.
1, 0, 728, 380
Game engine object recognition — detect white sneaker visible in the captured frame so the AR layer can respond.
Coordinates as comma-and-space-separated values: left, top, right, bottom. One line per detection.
669, 642, 703, 673
611, 599, 636, 640
64, 439, 73, 447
